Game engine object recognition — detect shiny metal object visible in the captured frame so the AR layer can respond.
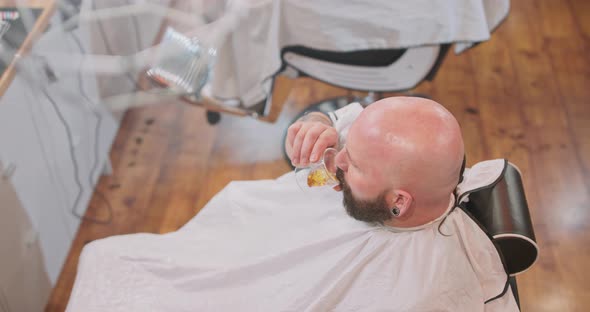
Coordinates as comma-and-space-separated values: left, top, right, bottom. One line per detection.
146, 27, 216, 96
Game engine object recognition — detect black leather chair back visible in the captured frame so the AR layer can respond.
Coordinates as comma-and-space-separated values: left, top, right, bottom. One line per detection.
465, 163, 538, 276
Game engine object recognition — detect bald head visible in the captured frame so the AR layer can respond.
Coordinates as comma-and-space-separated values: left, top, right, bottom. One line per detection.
348, 97, 464, 207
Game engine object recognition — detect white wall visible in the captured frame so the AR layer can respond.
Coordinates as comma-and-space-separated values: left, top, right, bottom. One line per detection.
0, 20, 120, 284
0, 0, 203, 284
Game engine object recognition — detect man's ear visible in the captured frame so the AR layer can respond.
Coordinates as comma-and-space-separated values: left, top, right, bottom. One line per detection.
388, 190, 413, 217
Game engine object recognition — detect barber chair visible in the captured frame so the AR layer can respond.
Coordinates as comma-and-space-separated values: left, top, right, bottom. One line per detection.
458, 161, 538, 308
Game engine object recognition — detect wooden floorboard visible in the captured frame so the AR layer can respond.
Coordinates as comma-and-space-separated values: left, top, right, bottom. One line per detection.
46, 2, 590, 311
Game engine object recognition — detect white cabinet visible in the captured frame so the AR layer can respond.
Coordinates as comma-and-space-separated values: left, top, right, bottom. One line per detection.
0, 0, 188, 285
0, 162, 51, 312
0, 27, 119, 283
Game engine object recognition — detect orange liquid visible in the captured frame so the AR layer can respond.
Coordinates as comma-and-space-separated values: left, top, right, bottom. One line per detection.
307, 168, 334, 187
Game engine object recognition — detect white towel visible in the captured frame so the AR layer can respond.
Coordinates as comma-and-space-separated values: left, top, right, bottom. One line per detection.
208, 0, 510, 106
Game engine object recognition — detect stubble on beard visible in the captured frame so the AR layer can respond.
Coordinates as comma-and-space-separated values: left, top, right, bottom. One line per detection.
335, 168, 392, 223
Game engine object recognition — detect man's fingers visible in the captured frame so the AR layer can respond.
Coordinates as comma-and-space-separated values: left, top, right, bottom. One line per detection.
332, 184, 342, 192
290, 123, 311, 166
286, 122, 303, 155
309, 128, 338, 163
298, 125, 326, 166
289, 121, 337, 167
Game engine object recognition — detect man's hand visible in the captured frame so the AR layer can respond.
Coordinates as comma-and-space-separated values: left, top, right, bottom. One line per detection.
286, 112, 338, 167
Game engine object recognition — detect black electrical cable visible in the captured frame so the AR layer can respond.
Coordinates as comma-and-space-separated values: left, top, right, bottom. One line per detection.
50, 0, 151, 224
42, 86, 113, 225
3, 30, 114, 225
18, 0, 153, 224
27, 83, 76, 229
54, 31, 115, 225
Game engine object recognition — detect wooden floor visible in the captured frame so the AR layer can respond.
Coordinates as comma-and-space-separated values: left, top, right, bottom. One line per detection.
46, 1, 590, 311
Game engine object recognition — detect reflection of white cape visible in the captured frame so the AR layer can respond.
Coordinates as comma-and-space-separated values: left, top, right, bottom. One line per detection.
67, 165, 518, 311
211, 0, 510, 106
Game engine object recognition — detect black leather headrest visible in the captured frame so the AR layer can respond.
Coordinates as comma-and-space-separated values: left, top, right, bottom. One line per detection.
464, 162, 538, 276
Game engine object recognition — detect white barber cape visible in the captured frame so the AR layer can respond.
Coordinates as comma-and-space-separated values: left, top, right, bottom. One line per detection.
208, 0, 510, 106
67, 166, 518, 311
67, 103, 518, 311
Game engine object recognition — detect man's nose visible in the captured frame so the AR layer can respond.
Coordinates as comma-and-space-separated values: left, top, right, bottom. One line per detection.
335, 150, 348, 172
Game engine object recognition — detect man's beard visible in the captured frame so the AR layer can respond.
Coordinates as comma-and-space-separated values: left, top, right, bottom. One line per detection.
335, 168, 392, 223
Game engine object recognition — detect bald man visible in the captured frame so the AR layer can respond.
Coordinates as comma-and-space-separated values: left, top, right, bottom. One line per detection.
67, 97, 519, 311
286, 97, 464, 227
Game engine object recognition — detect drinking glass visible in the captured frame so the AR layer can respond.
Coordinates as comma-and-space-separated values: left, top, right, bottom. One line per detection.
294, 147, 339, 191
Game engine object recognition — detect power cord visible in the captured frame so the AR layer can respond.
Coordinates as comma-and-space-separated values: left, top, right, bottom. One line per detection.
47, 30, 116, 224
19, 0, 156, 224
23, 31, 117, 225
41, 86, 113, 225
4, 42, 114, 225
27, 81, 79, 230
45, 0, 151, 224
